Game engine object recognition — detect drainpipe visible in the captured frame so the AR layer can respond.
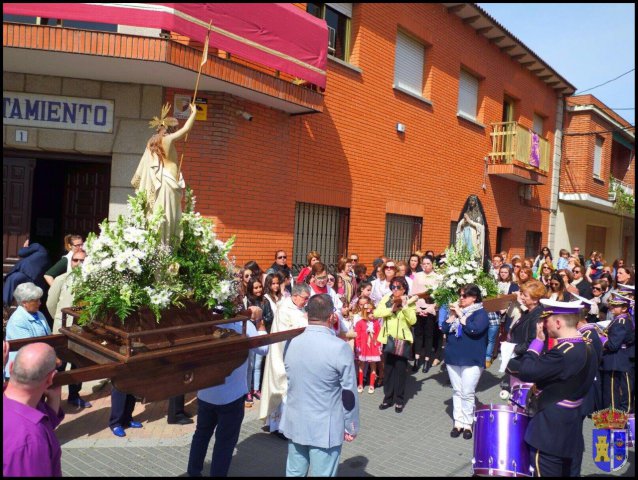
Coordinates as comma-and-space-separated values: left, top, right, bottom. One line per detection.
548, 95, 565, 253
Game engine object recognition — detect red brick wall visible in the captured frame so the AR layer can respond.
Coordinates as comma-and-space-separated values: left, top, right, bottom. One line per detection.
171, 3, 561, 268
563, 94, 635, 198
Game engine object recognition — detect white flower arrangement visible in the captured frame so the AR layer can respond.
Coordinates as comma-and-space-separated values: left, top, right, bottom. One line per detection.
431, 242, 498, 307
72, 189, 238, 324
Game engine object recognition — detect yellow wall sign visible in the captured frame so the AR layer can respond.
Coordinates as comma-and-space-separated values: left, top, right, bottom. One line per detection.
174, 95, 207, 121
195, 97, 207, 121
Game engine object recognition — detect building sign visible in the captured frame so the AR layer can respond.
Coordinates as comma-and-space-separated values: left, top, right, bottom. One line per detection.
174, 95, 207, 121
3, 92, 114, 133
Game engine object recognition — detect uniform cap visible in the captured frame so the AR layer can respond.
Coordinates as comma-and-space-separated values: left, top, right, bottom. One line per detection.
539, 298, 585, 318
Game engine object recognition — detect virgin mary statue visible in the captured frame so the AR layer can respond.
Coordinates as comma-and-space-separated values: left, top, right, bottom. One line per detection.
455, 195, 486, 266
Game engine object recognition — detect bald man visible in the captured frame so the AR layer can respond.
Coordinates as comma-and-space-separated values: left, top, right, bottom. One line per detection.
3, 342, 65, 477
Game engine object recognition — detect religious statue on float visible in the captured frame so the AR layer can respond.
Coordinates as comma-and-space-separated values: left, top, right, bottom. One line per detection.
455, 194, 487, 268
131, 102, 197, 248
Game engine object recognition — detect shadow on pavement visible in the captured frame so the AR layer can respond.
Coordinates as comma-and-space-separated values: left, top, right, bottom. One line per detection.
337, 455, 373, 477
228, 430, 288, 476
476, 369, 503, 392
56, 407, 111, 444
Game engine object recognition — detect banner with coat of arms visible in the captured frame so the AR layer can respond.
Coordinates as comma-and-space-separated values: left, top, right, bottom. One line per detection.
592, 409, 629, 472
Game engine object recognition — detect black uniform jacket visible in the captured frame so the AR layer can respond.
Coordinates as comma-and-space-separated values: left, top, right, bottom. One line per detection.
515, 337, 597, 458
601, 313, 634, 372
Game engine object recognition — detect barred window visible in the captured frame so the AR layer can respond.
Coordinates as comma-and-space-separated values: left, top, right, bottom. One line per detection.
292, 202, 350, 275
384, 214, 422, 262
525, 231, 542, 259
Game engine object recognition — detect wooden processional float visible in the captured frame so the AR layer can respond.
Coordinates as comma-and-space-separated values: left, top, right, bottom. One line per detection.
7, 302, 304, 401
5, 291, 515, 402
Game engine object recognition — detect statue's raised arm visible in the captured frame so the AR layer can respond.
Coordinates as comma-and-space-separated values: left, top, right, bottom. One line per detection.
131, 103, 197, 248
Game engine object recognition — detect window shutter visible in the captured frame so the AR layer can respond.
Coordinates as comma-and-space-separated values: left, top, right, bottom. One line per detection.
593, 136, 603, 177
458, 70, 479, 119
533, 114, 544, 135
394, 31, 424, 96
326, 3, 352, 18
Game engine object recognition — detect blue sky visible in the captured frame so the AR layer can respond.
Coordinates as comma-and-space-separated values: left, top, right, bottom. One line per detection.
478, 3, 635, 126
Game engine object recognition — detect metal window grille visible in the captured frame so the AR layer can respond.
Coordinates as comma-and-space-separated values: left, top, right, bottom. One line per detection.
384, 214, 422, 262
450, 221, 458, 247
292, 202, 350, 276
525, 231, 542, 259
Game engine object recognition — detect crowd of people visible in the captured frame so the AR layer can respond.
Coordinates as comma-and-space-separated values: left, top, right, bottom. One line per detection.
2, 237, 635, 477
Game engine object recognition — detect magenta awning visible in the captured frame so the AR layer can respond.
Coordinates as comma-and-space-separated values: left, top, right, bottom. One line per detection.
3, 3, 328, 88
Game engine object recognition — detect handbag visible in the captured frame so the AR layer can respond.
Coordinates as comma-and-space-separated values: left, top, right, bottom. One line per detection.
383, 314, 412, 359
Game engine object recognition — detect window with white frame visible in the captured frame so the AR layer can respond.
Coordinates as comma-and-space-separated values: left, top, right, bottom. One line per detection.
593, 136, 603, 178
307, 3, 352, 62
458, 69, 479, 121
394, 30, 425, 97
533, 113, 544, 136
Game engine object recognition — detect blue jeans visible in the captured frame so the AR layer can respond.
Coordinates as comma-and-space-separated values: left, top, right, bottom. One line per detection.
286, 441, 342, 477
486, 324, 500, 361
187, 396, 244, 477
247, 351, 264, 391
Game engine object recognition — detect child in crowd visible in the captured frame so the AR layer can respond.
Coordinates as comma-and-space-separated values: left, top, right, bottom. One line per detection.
354, 303, 382, 394
245, 278, 273, 406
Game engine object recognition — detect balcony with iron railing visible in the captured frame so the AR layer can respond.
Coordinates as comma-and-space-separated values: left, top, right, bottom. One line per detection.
487, 122, 550, 185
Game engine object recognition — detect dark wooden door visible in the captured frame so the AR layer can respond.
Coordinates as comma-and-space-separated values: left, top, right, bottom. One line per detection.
62, 163, 110, 239
3, 157, 35, 264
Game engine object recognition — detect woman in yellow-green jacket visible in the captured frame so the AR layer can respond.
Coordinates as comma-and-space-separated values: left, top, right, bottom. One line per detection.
374, 276, 417, 413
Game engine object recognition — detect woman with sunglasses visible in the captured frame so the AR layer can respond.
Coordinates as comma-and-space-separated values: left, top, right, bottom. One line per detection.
547, 272, 574, 302
532, 246, 552, 273
370, 261, 397, 306
375, 276, 417, 413
586, 279, 609, 323
538, 261, 554, 287
441, 284, 489, 439
265, 250, 294, 295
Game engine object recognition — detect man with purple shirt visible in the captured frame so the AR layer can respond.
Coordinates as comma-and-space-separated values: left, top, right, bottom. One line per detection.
506, 299, 597, 477
3, 342, 65, 477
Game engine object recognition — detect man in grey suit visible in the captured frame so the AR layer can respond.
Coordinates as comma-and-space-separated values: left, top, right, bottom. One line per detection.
281, 294, 359, 477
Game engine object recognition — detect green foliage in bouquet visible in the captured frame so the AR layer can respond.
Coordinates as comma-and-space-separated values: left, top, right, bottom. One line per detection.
71, 189, 237, 324
430, 242, 498, 307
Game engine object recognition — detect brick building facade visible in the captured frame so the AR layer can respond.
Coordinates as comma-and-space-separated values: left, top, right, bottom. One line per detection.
556, 94, 635, 266
9, 4, 621, 274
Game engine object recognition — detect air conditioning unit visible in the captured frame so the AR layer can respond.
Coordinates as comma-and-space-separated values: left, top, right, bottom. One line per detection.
327, 26, 336, 55
608, 191, 617, 202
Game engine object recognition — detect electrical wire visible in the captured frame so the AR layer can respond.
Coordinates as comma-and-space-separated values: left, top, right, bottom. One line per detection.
574, 68, 634, 94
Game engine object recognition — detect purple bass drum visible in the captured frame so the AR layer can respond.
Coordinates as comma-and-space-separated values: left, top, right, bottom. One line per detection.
509, 383, 533, 409
472, 404, 533, 477
627, 414, 635, 448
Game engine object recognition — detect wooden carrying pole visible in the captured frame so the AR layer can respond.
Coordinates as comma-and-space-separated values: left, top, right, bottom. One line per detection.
178, 20, 212, 176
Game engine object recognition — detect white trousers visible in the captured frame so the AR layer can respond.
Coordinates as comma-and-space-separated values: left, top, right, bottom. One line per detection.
447, 364, 483, 429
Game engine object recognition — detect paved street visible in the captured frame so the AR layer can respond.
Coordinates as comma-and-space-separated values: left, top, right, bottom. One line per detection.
59, 363, 634, 477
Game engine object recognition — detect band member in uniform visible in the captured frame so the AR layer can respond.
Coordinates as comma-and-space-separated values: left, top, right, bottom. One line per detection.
601, 291, 635, 413
506, 299, 597, 477
575, 305, 604, 414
